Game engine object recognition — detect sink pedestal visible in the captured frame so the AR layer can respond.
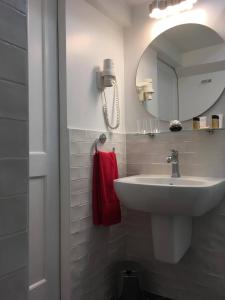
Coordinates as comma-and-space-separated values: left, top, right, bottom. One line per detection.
151, 215, 192, 264
114, 175, 225, 263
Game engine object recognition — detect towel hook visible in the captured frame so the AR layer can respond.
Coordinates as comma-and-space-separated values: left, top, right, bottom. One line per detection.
95, 133, 115, 152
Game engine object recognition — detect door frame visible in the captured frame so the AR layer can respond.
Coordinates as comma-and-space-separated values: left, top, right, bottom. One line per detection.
58, 0, 72, 299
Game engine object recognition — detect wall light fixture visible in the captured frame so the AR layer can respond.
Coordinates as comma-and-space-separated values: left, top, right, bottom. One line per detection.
149, 0, 198, 19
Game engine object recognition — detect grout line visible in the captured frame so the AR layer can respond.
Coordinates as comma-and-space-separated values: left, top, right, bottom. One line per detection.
0, 229, 27, 241
0, 0, 26, 16
0, 157, 28, 160
0, 192, 27, 200
0, 116, 27, 122
0, 266, 27, 282
0, 76, 26, 87
0, 37, 26, 51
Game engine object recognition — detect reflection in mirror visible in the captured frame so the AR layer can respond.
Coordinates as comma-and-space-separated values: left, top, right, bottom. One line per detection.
136, 24, 225, 122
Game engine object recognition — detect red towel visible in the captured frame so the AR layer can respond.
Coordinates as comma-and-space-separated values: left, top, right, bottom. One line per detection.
92, 151, 121, 226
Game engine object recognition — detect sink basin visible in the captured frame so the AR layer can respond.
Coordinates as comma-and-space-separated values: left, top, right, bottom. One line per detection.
114, 175, 225, 263
114, 175, 225, 216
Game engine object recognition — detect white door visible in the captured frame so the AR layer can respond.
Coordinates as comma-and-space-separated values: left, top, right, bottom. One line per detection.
28, 0, 60, 299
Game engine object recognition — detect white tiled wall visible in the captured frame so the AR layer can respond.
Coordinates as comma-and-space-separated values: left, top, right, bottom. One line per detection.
69, 129, 126, 300
69, 128, 225, 300
127, 131, 225, 178
126, 131, 225, 300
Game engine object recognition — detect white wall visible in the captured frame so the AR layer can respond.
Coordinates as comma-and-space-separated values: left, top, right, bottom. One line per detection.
86, 0, 131, 27
66, 0, 126, 133
124, 0, 225, 132
60, 2, 128, 299
64, 0, 225, 133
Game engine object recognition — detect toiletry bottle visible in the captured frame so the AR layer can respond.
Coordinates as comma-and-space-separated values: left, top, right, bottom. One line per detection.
212, 115, 219, 129
200, 116, 207, 129
193, 117, 200, 130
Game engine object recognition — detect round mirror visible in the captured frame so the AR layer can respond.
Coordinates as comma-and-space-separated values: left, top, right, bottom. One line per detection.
136, 24, 225, 121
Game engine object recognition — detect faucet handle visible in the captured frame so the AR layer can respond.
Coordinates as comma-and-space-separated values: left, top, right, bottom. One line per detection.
167, 155, 172, 163
167, 149, 179, 163
171, 149, 178, 154
171, 149, 179, 157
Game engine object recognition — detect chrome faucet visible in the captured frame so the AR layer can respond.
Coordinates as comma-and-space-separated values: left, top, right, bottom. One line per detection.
167, 149, 181, 178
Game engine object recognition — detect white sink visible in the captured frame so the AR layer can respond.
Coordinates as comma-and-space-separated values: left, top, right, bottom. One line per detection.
114, 175, 225, 216
114, 175, 225, 263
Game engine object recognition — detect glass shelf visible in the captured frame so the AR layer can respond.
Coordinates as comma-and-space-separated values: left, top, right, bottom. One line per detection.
134, 127, 225, 136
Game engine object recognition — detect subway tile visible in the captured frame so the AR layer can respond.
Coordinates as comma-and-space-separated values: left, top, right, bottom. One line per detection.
0, 232, 27, 277
127, 153, 152, 164
186, 247, 225, 277
71, 191, 90, 207
71, 221, 80, 235
70, 206, 82, 222
115, 153, 125, 165
118, 163, 127, 177
127, 162, 171, 176
85, 130, 103, 141
70, 142, 93, 155
70, 179, 90, 194
0, 268, 27, 300
0, 159, 27, 197
0, 194, 27, 236
0, 0, 26, 13
127, 163, 145, 175
79, 217, 93, 231
192, 212, 225, 251
70, 203, 92, 222
71, 255, 90, 275
177, 268, 225, 297
70, 154, 92, 168
69, 129, 87, 142
70, 167, 91, 180
0, 4, 28, 298
0, 119, 27, 157
0, 2, 27, 48
71, 242, 90, 261
71, 230, 92, 247
0, 79, 27, 120
0, 40, 26, 84
213, 199, 225, 215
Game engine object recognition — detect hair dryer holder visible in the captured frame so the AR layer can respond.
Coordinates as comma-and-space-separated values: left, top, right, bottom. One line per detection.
97, 58, 116, 90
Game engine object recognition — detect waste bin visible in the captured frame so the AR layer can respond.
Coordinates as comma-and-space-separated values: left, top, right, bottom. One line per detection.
117, 269, 145, 300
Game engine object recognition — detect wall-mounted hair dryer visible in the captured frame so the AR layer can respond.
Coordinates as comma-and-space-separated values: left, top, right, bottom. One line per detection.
136, 78, 155, 102
97, 59, 116, 90
97, 59, 120, 130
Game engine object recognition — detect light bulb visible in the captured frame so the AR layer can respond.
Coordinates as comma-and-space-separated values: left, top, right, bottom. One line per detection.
179, 1, 194, 11
150, 8, 164, 19
149, 0, 198, 19
165, 5, 176, 17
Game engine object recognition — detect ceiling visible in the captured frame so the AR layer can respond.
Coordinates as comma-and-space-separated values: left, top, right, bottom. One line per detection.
164, 24, 224, 53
